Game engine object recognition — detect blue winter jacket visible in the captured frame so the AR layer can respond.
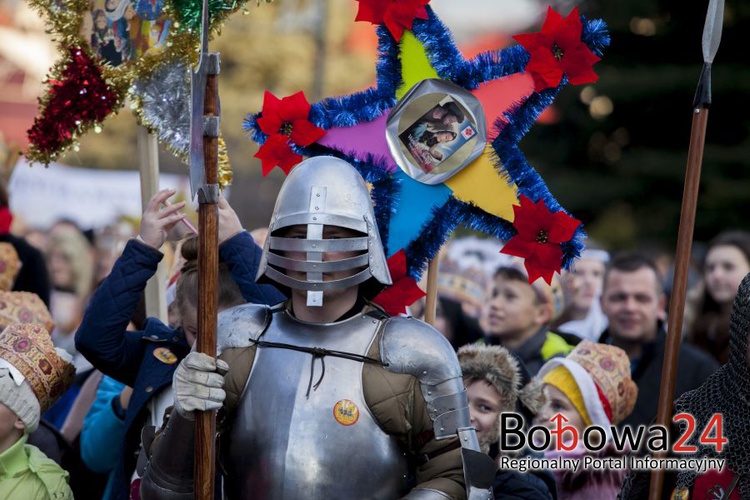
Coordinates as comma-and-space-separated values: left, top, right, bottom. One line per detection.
75, 232, 285, 500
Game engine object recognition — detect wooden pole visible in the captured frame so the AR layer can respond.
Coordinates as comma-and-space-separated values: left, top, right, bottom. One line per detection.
194, 66, 220, 500
648, 1, 723, 494
137, 126, 167, 321
423, 257, 439, 326
648, 107, 709, 499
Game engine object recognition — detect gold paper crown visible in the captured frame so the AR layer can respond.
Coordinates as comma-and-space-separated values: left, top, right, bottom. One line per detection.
0, 243, 20, 292
0, 292, 55, 333
437, 258, 488, 307
0, 323, 75, 413
566, 340, 638, 426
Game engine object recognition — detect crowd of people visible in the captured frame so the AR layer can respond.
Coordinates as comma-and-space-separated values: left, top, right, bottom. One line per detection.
0, 156, 746, 499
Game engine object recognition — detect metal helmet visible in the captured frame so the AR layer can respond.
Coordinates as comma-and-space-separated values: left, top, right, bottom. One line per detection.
256, 156, 391, 306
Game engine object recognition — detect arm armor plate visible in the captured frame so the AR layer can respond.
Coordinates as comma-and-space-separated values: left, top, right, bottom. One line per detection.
380, 316, 494, 499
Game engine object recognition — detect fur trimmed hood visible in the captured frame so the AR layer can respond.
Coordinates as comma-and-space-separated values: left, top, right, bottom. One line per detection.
458, 344, 522, 411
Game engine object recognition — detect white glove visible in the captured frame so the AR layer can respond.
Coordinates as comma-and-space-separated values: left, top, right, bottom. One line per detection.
173, 352, 229, 419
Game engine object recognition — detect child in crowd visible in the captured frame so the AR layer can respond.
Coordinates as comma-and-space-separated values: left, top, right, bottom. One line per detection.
552, 247, 610, 342
480, 259, 577, 375
75, 189, 285, 500
536, 340, 638, 500
0, 322, 76, 499
458, 343, 554, 499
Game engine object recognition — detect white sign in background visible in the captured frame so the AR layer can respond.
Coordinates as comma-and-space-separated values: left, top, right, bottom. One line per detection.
8, 158, 190, 230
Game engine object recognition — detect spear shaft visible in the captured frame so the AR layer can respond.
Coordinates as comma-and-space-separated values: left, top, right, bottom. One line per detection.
194, 63, 219, 500
649, 1, 723, 497
189, 0, 221, 497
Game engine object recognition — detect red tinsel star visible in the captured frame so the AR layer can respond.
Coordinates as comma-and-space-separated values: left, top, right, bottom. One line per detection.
255, 91, 326, 176
513, 7, 600, 93
355, 0, 430, 42
27, 47, 118, 155
500, 195, 581, 285
372, 250, 426, 316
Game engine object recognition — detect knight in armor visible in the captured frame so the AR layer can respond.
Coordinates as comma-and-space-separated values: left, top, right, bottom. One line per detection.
140, 156, 494, 499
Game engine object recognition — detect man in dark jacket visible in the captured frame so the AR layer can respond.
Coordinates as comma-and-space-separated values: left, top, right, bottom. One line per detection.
597, 252, 719, 430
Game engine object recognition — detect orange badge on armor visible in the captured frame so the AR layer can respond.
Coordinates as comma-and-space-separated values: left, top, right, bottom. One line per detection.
333, 399, 359, 426
153, 347, 178, 365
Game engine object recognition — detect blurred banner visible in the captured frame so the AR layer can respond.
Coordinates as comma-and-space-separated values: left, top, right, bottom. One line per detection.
8, 157, 189, 230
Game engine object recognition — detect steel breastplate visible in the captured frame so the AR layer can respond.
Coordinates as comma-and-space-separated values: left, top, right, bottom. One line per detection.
226, 310, 409, 499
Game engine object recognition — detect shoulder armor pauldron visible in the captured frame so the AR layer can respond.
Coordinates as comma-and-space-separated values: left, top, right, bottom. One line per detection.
380, 316, 461, 384
380, 316, 469, 440
217, 303, 276, 355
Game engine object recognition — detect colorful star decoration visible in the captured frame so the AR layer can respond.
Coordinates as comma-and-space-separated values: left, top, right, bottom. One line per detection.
244, 4, 609, 288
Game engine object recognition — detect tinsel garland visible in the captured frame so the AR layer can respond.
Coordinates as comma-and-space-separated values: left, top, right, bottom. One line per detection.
27, 47, 120, 158
131, 61, 232, 188
244, 5, 609, 280
24, 0, 261, 181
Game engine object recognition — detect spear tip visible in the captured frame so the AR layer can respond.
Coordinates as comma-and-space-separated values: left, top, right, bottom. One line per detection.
702, 0, 725, 64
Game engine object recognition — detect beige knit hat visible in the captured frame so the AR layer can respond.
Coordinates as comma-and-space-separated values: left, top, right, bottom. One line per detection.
0, 323, 75, 432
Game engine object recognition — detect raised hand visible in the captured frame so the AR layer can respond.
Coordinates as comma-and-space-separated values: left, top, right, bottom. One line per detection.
218, 196, 244, 245
139, 189, 187, 249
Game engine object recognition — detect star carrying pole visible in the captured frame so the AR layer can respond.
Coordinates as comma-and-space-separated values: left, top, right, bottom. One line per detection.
189, 0, 221, 497
649, 1, 724, 497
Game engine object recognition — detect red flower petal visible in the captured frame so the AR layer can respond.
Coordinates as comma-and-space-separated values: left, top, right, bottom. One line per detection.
254, 135, 301, 176
371, 250, 426, 316
547, 210, 581, 243
512, 6, 600, 93
540, 5, 565, 34
499, 237, 535, 260
388, 249, 409, 280
561, 45, 601, 85
525, 52, 565, 92
278, 91, 312, 123
290, 119, 326, 146
501, 195, 580, 284
354, 0, 388, 25
548, 8, 582, 48
355, 0, 429, 42
257, 91, 284, 135
510, 195, 545, 238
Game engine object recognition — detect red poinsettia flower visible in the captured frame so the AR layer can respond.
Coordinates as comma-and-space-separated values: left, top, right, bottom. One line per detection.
500, 195, 581, 285
355, 0, 430, 42
255, 135, 302, 176
513, 7, 600, 93
372, 250, 426, 316
254, 91, 325, 176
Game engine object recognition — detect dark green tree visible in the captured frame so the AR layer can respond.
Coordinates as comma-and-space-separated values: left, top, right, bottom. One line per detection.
526, 0, 750, 251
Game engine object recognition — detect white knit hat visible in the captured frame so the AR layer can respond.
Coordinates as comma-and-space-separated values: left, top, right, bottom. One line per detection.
0, 360, 41, 432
